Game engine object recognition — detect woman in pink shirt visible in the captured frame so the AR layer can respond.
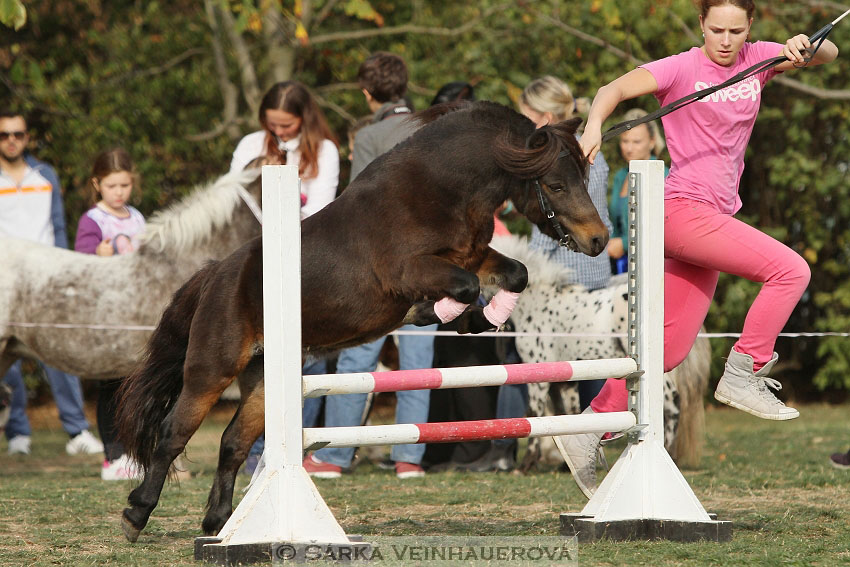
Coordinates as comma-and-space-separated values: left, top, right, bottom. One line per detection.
559, 0, 838, 498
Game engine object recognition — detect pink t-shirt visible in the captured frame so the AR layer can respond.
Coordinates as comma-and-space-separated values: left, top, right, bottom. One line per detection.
641, 42, 783, 214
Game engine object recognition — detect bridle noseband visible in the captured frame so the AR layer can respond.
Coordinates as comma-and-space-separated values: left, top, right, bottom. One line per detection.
531, 149, 583, 250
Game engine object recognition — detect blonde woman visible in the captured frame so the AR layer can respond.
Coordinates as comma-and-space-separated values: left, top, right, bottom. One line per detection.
518, 76, 613, 292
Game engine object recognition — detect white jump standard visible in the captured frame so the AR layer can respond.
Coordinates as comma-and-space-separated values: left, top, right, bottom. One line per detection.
560, 161, 730, 542
197, 162, 729, 566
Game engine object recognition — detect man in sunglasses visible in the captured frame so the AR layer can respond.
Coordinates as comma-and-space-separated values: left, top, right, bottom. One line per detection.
0, 110, 103, 457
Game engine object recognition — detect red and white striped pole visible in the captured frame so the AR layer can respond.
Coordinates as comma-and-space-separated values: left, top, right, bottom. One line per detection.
303, 412, 637, 451
302, 359, 637, 398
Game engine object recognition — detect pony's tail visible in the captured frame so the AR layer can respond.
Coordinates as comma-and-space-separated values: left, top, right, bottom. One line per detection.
669, 332, 711, 469
116, 262, 215, 473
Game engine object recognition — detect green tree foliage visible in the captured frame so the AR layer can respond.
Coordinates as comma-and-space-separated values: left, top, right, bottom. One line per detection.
1, 0, 848, 396
0, 0, 25, 30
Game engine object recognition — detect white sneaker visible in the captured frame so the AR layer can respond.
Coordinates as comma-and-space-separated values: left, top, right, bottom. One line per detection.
101, 454, 143, 481
553, 407, 603, 499
173, 455, 192, 481
66, 430, 105, 455
8, 435, 31, 455
714, 349, 799, 421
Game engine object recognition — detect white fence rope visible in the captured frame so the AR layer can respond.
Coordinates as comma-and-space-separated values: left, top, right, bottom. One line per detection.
7, 321, 850, 338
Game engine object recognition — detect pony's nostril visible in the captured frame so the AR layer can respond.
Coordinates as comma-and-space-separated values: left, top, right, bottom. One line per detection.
591, 235, 607, 255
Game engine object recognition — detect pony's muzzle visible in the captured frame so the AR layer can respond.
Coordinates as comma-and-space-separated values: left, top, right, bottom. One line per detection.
573, 228, 609, 257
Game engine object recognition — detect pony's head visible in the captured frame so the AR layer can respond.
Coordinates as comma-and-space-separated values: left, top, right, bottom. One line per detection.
494, 117, 608, 257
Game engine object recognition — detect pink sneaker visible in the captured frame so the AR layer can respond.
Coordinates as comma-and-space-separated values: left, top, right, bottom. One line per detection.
302, 454, 342, 479
395, 462, 425, 479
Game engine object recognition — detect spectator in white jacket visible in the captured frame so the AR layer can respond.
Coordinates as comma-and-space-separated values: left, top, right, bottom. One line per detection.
230, 80, 340, 218
230, 82, 340, 475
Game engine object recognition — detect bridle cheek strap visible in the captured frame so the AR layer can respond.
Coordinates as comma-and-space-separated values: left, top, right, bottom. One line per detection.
530, 149, 577, 249
533, 179, 574, 249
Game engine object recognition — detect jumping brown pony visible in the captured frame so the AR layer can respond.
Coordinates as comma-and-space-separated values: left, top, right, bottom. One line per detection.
116, 101, 609, 542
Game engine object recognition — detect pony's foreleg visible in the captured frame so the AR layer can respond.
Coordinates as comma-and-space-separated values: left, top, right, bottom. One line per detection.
403, 298, 468, 327
203, 356, 265, 535
455, 248, 529, 334
475, 247, 530, 293
399, 257, 482, 327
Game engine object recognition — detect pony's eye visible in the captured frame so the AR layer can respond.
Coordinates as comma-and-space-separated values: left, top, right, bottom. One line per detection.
547, 183, 564, 192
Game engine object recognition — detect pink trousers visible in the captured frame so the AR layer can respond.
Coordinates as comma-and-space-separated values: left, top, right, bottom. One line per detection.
591, 198, 810, 413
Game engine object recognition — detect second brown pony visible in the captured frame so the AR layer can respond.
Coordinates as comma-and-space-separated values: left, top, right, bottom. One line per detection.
116, 101, 608, 542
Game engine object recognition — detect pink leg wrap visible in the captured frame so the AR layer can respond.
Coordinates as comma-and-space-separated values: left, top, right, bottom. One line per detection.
483, 290, 520, 327
434, 297, 468, 324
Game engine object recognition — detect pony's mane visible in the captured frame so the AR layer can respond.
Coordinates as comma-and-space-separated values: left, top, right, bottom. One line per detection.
492, 117, 587, 180
412, 100, 474, 127
489, 234, 575, 288
140, 168, 261, 254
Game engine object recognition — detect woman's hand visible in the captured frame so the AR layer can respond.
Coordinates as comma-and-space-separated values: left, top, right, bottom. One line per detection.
579, 127, 602, 164
96, 239, 114, 257
783, 34, 813, 65
607, 237, 625, 259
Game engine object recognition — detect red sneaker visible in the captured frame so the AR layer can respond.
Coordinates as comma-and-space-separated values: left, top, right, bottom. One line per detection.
302, 454, 342, 479
395, 462, 425, 479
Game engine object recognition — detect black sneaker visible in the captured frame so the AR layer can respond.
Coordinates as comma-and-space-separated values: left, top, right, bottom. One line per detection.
376, 458, 396, 471
457, 443, 516, 473
829, 451, 850, 470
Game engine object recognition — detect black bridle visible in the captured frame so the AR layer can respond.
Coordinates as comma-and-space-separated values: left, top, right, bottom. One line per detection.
531, 150, 583, 250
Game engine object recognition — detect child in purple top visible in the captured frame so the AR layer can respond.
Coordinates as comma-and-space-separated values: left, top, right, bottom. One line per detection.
75, 149, 146, 256
559, 0, 839, 499
74, 148, 146, 481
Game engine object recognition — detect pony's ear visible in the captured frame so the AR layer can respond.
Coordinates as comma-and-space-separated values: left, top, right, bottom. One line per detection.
560, 116, 583, 135
525, 128, 554, 150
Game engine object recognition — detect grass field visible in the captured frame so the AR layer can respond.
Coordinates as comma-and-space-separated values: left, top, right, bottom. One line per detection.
2, 401, 849, 566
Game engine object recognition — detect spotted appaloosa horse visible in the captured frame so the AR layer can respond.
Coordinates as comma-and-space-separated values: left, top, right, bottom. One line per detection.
0, 168, 263, 382
116, 100, 610, 542
491, 235, 710, 470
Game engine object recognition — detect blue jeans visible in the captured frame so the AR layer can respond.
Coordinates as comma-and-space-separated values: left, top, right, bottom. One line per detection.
249, 357, 327, 457
315, 324, 436, 467
3, 360, 90, 439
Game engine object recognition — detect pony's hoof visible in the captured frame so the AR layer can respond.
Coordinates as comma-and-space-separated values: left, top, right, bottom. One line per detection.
121, 511, 142, 543
455, 309, 497, 334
